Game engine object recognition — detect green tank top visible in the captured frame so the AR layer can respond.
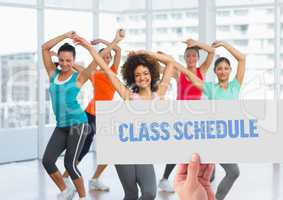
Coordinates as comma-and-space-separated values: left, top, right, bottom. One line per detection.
49, 69, 87, 127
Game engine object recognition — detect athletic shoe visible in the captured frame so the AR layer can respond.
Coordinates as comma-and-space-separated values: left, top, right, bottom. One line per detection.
63, 177, 76, 191
57, 187, 76, 200
89, 178, 110, 191
158, 178, 175, 193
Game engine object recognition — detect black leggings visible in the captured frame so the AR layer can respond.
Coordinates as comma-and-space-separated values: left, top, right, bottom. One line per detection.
216, 163, 240, 200
162, 164, 176, 179
77, 112, 96, 162
42, 123, 88, 180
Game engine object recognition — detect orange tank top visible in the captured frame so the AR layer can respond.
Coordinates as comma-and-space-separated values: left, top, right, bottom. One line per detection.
85, 65, 118, 115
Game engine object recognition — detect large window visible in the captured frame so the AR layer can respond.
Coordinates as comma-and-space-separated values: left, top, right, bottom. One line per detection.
99, 12, 146, 62
280, 6, 283, 98
216, 0, 274, 6
45, 0, 92, 10
152, 0, 198, 10
99, 0, 145, 12
0, 0, 36, 5
44, 9, 93, 125
216, 5, 275, 99
0, 7, 37, 128
152, 9, 199, 61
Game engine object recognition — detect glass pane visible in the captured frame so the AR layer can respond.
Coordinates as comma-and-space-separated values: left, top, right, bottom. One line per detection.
45, 0, 92, 10
280, 7, 283, 99
152, 9, 199, 60
0, 7, 37, 128
100, 0, 145, 12
216, 6, 275, 99
0, 0, 36, 5
99, 13, 146, 62
216, 0, 273, 6
44, 10, 93, 126
152, 8, 199, 100
152, 0, 198, 10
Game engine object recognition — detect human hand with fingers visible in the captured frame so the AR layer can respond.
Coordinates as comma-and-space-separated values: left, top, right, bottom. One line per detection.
114, 28, 126, 42
49, 51, 58, 57
134, 49, 148, 55
126, 50, 150, 58
174, 154, 217, 200
63, 31, 77, 39
183, 39, 200, 48
211, 40, 226, 48
73, 35, 92, 48
90, 38, 102, 46
157, 51, 166, 54
126, 50, 137, 57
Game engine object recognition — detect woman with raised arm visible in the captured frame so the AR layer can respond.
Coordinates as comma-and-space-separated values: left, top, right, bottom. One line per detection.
174, 40, 246, 200
176, 38, 215, 100
61, 29, 125, 192
158, 38, 215, 193
41, 31, 96, 200
73, 34, 175, 199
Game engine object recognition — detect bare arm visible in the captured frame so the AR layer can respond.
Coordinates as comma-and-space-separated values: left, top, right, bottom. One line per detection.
148, 50, 180, 83
157, 63, 175, 98
72, 63, 86, 73
76, 60, 97, 87
212, 41, 246, 85
135, 50, 175, 65
41, 31, 76, 78
74, 36, 131, 100
183, 39, 215, 77
174, 62, 204, 91
91, 29, 125, 67
95, 38, 122, 67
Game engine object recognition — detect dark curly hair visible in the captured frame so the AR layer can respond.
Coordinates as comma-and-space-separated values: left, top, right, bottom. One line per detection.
121, 54, 161, 93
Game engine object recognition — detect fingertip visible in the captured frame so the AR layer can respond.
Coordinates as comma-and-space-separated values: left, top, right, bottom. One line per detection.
191, 153, 200, 163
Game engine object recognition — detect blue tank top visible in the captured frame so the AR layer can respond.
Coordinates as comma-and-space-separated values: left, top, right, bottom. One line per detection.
49, 69, 87, 127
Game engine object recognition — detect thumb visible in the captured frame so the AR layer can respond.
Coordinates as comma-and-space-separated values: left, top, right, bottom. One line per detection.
186, 153, 200, 184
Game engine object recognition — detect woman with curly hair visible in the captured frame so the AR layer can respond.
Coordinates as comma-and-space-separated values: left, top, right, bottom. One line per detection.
73, 35, 175, 200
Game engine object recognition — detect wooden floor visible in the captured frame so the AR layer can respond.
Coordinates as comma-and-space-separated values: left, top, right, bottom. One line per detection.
0, 153, 283, 200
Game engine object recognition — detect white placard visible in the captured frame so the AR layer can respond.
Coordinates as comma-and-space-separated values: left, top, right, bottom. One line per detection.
96, 100, 283, 164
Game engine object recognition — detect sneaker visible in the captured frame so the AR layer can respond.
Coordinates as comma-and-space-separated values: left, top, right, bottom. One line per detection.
63, 177, 76, 191
89, 178, 110, 191
57, 187, 76, 200
158, 178, 175, 193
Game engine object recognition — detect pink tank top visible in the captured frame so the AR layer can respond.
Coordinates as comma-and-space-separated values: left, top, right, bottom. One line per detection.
177, 68, 203, 100
131, 92, 160, 100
